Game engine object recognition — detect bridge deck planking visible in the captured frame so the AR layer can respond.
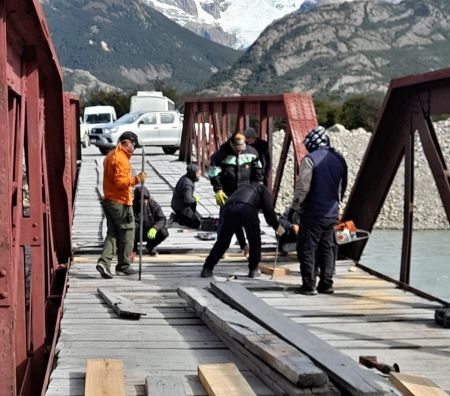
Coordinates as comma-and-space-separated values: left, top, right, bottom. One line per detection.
46, 147, 450, 395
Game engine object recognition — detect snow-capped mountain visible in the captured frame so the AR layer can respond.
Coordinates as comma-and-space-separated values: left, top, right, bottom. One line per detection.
145, 0, 401, 48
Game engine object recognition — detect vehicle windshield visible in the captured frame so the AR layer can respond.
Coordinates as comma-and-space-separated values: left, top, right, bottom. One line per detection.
85, 113, 112, 124
115, 113, 143, 124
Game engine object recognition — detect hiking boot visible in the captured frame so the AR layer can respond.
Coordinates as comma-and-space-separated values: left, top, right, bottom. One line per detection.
248, 269, 261, 278
115, 266, 136, 276
318, 286, 334, 294
147, 247, 158, 257
96, 262, 113, 279
200, 267, 213, 278
295, 285, 317, 295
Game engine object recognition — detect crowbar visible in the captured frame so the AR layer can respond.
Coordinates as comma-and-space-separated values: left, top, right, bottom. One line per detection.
138, 145, 145, 281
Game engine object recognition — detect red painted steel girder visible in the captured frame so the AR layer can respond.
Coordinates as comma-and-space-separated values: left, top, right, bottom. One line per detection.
180, 94, 317, 204
0, 0, 80, 394
340, 68, 450, 286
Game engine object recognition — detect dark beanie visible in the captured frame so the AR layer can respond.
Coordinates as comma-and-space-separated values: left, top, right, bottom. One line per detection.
186, 163, 199, 174
134, 186, 150, 200
119, 131, 140, 147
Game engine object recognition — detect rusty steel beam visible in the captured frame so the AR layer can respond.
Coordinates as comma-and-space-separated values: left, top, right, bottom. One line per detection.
0, 0, 79, 394
0, 2, 16, 395
180, 94, 317, 205
340, 68, 450, 288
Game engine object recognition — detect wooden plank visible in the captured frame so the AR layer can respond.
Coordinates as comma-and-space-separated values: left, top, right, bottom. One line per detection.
85, 359, 126, 396
259, 264, 290, 276
98, 288, 147, 318
145, 375, 186, 395
198, 363, 256, 396
178, 287, 327, 387
389, 372, 449, 396
210, 282, 396, 396
199, 308, 333, 396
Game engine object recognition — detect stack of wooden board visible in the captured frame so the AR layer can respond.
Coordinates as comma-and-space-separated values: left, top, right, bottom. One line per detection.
178, 287, 336, 395
179, 282, 399, 396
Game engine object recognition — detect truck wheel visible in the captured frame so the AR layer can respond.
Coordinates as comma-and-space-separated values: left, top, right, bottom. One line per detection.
163, 147, 178, 155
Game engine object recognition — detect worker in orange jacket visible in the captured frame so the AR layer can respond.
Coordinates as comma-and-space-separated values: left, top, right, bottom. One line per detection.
96, 131, 146, 279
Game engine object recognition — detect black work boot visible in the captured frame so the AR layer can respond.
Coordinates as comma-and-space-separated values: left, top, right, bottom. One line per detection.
200, 267, 213, 278
295, 284, 318, 295
248, 269, 261, 278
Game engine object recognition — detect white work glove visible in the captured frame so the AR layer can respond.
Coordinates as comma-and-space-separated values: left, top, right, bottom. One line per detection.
275, 225, 286, 237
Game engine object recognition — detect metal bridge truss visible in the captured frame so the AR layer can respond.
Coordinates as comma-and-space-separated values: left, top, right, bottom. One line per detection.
0, 0, 79, 394
180, 93, 318, 204
340, 69, 450, 291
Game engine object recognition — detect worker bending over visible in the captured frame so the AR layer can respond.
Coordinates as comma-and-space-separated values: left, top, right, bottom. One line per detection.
201, 183, 285, 278
208, 131, 263, 253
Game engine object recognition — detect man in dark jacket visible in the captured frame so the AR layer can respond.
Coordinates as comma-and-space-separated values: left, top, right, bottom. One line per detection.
208, 132, 264, 252
171, 164, 202, 229
200, 183, 285, 278
133, 186, 168, 256
290, 126, 347, 295
245, 127, 272, 186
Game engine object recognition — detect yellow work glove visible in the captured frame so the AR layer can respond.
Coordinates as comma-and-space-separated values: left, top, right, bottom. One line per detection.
136, 171, 147, 184
147, 227, 157, 240
215, 190, 227, 206
194, 194, 201, 203
275, 225, 286, 237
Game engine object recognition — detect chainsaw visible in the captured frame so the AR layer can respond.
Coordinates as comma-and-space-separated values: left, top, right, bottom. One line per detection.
335, 220, 370, 245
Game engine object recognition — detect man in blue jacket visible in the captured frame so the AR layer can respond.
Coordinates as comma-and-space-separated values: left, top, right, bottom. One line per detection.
290, 126, 347, 295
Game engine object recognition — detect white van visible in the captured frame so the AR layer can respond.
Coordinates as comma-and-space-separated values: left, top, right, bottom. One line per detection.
130, 91, 175, 112
81, 105, 117, 143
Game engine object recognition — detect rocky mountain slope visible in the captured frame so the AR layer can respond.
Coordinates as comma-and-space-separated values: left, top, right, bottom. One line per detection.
201, 0, 450, 97
42, 0, 241, 94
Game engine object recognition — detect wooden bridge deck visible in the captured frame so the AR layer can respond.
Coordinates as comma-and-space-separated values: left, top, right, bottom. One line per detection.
46, 147, 450, 395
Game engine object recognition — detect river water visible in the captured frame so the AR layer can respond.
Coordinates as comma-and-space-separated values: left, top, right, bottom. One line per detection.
360, 230, 450, 302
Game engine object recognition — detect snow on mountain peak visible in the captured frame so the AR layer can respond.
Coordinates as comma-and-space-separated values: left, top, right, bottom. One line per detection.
145, 0, 401, 48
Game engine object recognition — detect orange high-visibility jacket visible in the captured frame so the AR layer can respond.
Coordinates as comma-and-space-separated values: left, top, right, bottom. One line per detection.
103, 146, 139, 205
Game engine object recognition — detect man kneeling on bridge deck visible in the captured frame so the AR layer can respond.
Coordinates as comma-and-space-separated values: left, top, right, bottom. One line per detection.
133, 186, 168, 257
200, 183, 285, 278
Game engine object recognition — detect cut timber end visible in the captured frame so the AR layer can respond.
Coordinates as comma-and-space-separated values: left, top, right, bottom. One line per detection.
259, 264, 290, 276
389, 372, 449, 396
85, 359, 126, 396
198, 363, 256, 396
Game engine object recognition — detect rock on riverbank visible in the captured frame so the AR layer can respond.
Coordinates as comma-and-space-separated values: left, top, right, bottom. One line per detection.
273, 121, 450, 230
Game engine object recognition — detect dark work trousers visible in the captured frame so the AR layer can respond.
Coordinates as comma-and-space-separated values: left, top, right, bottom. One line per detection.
98, 200, 134, 271
134, 227, 169, 252
217, 205, 247, 249
297, 216, 337, 290
176, 203, 201, 229
204, 202, 261, 271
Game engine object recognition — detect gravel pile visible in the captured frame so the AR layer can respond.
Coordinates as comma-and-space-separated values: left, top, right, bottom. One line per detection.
272, 121, 450, 230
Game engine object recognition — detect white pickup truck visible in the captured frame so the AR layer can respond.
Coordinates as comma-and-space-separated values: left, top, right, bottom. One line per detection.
89, 110, 183, 155
80, 105, 117, 148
